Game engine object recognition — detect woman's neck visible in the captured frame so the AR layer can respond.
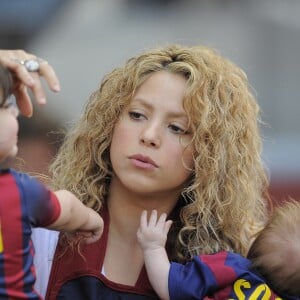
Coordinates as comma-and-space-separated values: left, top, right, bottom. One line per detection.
107, 176, 180, 240
103, 176, 181, 285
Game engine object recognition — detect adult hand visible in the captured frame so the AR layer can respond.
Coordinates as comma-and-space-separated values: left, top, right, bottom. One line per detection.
0, 49, 60, 117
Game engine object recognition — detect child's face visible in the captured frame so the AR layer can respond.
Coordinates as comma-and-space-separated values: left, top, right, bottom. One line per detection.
0, 93, 19, 164
110, 71, 194, 200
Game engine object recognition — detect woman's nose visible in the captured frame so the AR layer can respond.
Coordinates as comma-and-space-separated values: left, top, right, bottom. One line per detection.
140, 123, 161, 148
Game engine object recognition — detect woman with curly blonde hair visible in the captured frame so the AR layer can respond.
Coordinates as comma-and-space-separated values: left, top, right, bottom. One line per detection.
34, 44, 270, 299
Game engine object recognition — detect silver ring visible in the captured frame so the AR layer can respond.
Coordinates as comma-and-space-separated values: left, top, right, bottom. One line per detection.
22, 59, 40, 72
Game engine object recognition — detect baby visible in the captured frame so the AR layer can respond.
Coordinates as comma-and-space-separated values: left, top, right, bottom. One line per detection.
0, 64, 103, 299
137, 200, 300, 299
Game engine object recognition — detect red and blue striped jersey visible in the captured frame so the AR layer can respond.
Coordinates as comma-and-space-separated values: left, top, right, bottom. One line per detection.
0, 169, 60, 299
169, 251, 299, 300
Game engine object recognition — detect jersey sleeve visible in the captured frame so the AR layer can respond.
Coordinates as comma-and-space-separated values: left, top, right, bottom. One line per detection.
13, 170, 61, 227
168, 256, 219, 300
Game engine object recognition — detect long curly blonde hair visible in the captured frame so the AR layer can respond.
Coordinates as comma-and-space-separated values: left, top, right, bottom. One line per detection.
50, 44, 270, 261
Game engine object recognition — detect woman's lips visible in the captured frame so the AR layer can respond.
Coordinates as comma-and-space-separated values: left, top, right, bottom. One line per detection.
129, 154, 158, 169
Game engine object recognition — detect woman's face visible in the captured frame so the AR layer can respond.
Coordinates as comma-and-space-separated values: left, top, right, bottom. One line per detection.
110, 71, 194, 199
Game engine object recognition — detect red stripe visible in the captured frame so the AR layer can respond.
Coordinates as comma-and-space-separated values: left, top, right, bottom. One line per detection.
0, 172, 27, 297
201, 252, 235, 299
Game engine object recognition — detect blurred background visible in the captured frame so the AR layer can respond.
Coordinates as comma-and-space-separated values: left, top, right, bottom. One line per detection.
1, 0, 299, 204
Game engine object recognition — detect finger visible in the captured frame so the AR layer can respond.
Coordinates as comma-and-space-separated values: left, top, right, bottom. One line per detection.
157, 213, 167, 229
29, 72, 47, 105
4, 56, 60, 93
23, 61, 60, 105
148, 210, 157, 227
14, 84, 33, 117
164, 220, 173, 235
140, 210, 148, 229
85, 230, 102, 244
38, 61, 60, 92
0, 51, 35, 86
2, 58, 39, 116
7, 60, 35, 87
0, 51, 61, 115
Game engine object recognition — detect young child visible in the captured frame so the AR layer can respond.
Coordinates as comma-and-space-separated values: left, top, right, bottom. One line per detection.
137, 200, 300, 299
247, 199, 300, 298
0, 64, 104, 299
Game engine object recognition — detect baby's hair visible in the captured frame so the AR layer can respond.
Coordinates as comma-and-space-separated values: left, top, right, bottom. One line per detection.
50, 44, 269, 260
248, 199, 300, 297
0, 64, 13, 106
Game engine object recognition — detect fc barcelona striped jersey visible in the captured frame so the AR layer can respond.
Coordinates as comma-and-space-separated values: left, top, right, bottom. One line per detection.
169, 251, 299, 300
0, 169, 60, 299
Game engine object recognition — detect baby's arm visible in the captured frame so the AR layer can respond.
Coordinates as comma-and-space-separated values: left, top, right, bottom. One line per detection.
137, 210, 172, 300
47, 190, 103, 244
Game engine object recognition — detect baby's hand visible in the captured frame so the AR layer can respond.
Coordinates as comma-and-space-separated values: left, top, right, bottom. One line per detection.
78, 229, 103, 244
66, 227, 102, 245
67, 211, 103, 245
137, 210, 172, 252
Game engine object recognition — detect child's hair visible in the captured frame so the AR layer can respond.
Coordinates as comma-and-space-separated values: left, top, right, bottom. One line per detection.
0, 63, 13, 106
50, 44, 270, 261
248, 200, 300, 297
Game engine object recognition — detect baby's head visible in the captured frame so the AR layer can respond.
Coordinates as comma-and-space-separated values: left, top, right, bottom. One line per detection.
248, 200, 300, 297
0, 63, 13, 105
0, 64, 19, 164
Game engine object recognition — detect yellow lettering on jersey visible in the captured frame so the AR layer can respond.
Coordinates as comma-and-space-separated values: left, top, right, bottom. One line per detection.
0, 220, 3, 252
233, 278, 251, 299
249, 284, 271, 299
232, 278, 283, 300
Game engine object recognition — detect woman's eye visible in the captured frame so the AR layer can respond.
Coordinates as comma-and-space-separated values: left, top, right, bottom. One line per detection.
169, 124, 187, 134
129, 111, 145, 120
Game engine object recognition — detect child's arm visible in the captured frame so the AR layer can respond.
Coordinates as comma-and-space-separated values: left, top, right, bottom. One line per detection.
47, 190, 103, 244
137, 210, 172, 300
